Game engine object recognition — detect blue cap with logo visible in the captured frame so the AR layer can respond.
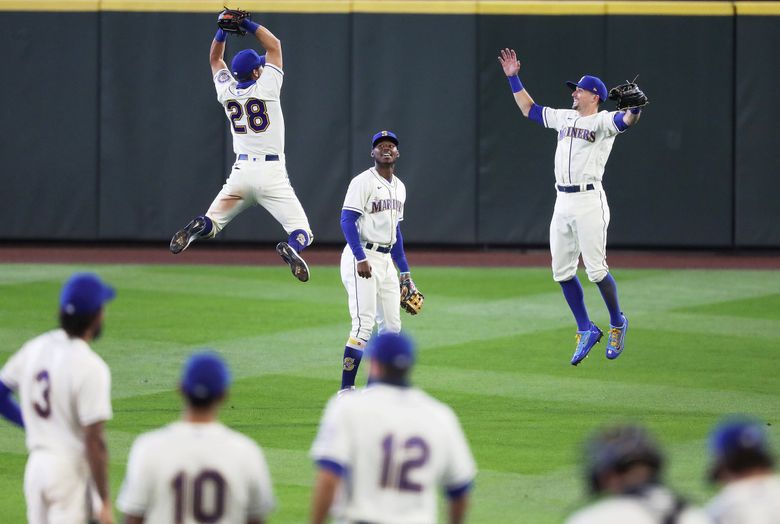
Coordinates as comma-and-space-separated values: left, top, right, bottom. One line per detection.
181, 351, 231, 402
709, 417, 771, 461
566, 75, 608, 102
231, 49, 265, 80
372, 130, 399, 148
59, 273, 115, 316
365, 332, 415, 370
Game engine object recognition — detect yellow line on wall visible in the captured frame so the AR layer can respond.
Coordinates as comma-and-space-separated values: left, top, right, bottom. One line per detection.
0, 0, 777, 15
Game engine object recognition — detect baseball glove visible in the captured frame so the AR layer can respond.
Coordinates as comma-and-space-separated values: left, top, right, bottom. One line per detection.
217, 8, 250, 35
608, 81, 649, 110
400, 276, 424, 315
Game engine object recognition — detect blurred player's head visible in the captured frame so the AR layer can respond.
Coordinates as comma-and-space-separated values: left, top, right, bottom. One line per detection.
181, 351, 232, 410
370, 130, 400, 166
366, 331, 416, 386
58, 272, 115, 340
231, 49, 266, 82
567, 75, 607, 111
708, 416, 774, 484
583, 424, 664, 495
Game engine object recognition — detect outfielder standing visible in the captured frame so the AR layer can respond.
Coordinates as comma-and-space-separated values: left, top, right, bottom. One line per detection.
498, 48, 646, 365
310, 332, 476, 524
118, 351, 276, 524
0, 273, 115, 524
170, 11, 313, 282
338, 131, 423, 392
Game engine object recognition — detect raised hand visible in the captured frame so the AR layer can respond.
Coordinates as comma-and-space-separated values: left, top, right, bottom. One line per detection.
498, 48, 521, 77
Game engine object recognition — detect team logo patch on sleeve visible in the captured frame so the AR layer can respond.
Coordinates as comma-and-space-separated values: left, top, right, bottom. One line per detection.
217, 71, 232, 84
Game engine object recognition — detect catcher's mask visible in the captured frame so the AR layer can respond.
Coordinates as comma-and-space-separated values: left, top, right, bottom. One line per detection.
584, 424, 663, 495
708, 417, 774, 483
566, 75, 607, 103
231, 49, 266, 81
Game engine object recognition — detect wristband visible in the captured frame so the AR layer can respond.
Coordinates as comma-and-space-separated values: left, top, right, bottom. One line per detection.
629, 107, 641, 114
508, 75, 524, 93
240, 19, 260, 34
214, 28, 226, 42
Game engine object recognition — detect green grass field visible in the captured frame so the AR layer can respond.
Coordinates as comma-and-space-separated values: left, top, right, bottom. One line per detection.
1, 263, 778, 522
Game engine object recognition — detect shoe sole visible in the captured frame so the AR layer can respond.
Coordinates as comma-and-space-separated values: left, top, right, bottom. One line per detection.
606, 316, 628, 360
571, 330, 603, 366
276, 242, 310, 282
169, 218, 206, 254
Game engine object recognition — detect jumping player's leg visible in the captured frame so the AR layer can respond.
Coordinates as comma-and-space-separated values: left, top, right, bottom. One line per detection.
340, 247, 377, 389
550, 200, 591, 330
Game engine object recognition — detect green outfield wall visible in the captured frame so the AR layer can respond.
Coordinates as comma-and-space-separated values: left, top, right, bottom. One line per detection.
1, 1, 778, 247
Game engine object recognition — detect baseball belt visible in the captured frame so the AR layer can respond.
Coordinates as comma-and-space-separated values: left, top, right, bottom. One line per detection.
557, 184, 595, 193
237, 154, 280, 162
364, 242, 392, 254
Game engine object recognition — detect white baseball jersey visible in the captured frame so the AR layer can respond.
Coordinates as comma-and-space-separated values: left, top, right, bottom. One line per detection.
706, 474, 780, 523
342, 168, 406, 249
0, 329, 112, 456
565, 489, 712, 524
310, 384, 476, 524
214, 64, 285, 156
541, 108, 624, 186
118, 421, 276, 523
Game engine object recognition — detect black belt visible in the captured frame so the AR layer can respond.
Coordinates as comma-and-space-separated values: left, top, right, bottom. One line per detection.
365, 242, 391, 254
237, 154, 280, 161
557, 184, 595, 193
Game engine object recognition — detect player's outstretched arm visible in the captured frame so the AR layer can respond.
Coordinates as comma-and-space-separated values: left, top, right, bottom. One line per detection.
242, 20, 282, 69
498, 48, 535, 117
210, 29, 228, 76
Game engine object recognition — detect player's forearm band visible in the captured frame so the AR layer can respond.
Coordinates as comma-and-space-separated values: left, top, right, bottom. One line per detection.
214, 28, 227, 42
629, 107, 641, 114
508, 75, 524, 93
240, 19, 261, 34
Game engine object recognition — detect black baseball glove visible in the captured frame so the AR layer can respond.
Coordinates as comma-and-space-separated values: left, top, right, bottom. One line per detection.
217, 8, 250, 35
608, 81, 649, 110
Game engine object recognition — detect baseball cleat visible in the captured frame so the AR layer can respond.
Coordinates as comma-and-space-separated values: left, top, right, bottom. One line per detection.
606, 314, 628, 360
276, 242, 310, 282
570, 323, 603, 366
169, 217, 207, 254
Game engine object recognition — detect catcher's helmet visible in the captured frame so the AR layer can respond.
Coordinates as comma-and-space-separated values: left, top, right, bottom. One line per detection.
708, 417, 774, 482
231, 49, 266, 80
584, 424, 663, 494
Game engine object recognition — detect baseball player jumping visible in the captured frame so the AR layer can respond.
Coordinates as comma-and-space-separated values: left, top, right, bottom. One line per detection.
169, 14, 314, 282
337, 130, 422, 393
498, 48, 645, 365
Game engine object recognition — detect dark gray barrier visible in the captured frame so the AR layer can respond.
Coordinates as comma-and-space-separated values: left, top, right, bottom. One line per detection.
1, 14, 100, 240
735, 15, 780, 247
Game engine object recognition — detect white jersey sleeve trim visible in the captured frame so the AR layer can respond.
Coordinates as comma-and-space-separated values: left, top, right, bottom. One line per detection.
342, 205, 364, 214
264, 63, 284, 76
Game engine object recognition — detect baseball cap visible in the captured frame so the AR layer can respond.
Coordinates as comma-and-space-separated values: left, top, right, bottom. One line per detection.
365, 332, 415, 370
708, 417, 773, 480
181, 351, 231, 402
59, 273, 116, 316
566, 75, 608, 102
372, 130, 399, 148
231, 49, 265, 80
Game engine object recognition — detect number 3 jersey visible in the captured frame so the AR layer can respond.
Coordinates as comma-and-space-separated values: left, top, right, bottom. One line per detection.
0, 329, 112, 458
213, 63, 285, 156
118, 421, 276, 523
310, 384, 477, 524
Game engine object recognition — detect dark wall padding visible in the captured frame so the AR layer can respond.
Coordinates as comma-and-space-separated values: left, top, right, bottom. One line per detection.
734, 15, 780, 247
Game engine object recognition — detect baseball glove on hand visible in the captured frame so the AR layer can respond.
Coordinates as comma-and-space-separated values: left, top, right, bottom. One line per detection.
217, 8, 250, 35
400, 276, 424, 315
608, 81, 649, 110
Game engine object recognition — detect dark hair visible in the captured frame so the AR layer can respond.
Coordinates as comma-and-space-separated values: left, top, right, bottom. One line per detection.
184, 392, 225, 410
585, 425, 663, 494
59, 310, 101, 338
711, 449, 774, 481
375, 363, 410, 386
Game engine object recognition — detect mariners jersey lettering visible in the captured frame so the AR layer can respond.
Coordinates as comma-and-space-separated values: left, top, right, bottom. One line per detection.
541, 108, 624, 185
213, 65, 285, 156
0, 329, 112, 457
118, 421, 276, 523
310, 385, 476, 524
343, 168, 406, 246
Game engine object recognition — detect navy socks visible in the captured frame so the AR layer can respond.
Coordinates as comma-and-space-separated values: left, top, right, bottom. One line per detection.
341, 346, 363, 389
560, 277, 591, 331
596, 273, 623, 326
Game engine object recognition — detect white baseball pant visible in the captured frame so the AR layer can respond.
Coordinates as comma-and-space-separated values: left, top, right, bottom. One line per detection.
550, 188, 611, 283
24, 450, 97, 524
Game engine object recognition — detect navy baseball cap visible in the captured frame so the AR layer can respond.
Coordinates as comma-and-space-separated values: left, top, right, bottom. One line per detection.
365, 332, 415, 370
372, 130, 399, 148
59, 273, 115, 316
231, 49, 265, 79
566, 75, 608, 102
181, 351, 231, 402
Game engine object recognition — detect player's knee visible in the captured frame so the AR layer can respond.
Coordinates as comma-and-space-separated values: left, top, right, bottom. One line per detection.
553, 268, 577, 282
587, 267, 608, 283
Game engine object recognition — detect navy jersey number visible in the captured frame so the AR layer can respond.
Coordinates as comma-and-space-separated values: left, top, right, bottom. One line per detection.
226, 98, 270, 134
379, 434, 430, 492
33, 370, 51, 418
172, 470, 226, 523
